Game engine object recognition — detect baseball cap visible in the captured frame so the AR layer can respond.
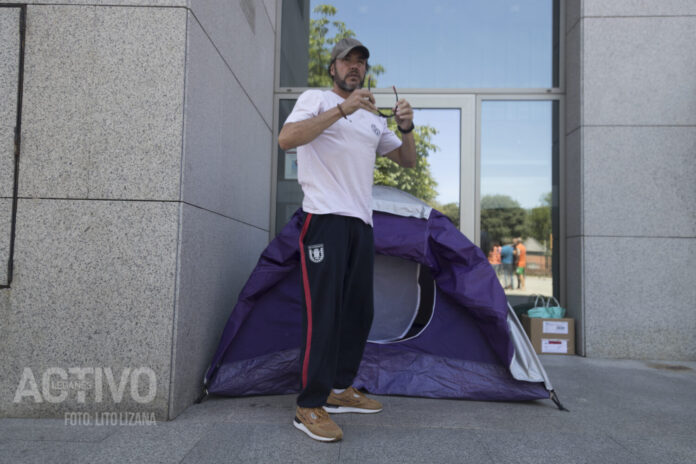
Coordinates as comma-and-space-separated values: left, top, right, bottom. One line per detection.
330, 38, 370, 61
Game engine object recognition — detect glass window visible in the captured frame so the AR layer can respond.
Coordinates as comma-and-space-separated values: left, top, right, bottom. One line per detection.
280, 0, 557, 89
374, 109, 461, 228
274, 103, 462, 234
480, 101, 558, 298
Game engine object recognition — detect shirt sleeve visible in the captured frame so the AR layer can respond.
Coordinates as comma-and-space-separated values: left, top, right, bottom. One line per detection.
376, 119, 403, 156
284, 90, 324, 124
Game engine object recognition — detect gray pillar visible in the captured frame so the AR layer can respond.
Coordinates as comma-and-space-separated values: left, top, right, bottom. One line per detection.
0, 1, 276, 419
565, 0, 696, 360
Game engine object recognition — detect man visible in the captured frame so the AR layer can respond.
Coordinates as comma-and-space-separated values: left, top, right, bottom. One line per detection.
488, 241, 502, 277
278, 38, 416, 442
500, 242, 514, 290
514, 237, 527, 290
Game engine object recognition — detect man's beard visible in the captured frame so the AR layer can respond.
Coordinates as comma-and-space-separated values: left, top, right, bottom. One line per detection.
334, 71, 364, 92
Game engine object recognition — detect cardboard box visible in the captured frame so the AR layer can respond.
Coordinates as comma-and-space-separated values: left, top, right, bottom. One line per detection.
521, 314, 575, 355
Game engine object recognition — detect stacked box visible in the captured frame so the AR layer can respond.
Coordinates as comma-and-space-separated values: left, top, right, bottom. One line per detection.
521, 314, 575, 355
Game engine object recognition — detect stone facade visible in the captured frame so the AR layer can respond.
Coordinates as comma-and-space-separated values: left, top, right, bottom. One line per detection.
0, 1, 275, 419
564, 0, 696, 359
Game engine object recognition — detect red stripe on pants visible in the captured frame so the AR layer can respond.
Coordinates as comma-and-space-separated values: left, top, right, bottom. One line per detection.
298, 213, 313, 388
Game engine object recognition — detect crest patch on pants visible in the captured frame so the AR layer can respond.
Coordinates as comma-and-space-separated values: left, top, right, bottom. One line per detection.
308, 244, 324, 263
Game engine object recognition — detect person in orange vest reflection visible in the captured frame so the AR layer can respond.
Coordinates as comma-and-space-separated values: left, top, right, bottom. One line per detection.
513, 237, 527, 290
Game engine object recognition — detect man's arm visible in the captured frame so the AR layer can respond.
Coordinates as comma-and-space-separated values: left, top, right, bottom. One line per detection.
278, 89, 379, 150
278, 107, 342, 151
383, 99, 417, 168
384, 131, 416, 168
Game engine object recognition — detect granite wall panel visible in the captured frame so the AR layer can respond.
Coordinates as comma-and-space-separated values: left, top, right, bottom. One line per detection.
565, 19, 582, 134
583, 126, 696, 238
263, 0, 277, 31
182, 13, 271, 229
169, 204, 269, 419
565, 128, 582, 239
1, 7, 19, 199
18, 6, 186, 200
0, 126, 13, 199
188, 0, 275, 125
0, 1, 186, 5
566, 0, 582, 34
583, 16, 696, 126
0, 198, 10, 284
584, 236, 696, 360
565, 236, 584, 356
584, 0, 696, 17
0, 199, 179, 418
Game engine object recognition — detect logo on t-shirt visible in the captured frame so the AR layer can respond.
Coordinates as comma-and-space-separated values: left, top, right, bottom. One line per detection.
308, 244, 325, 263
371, 123, 381, 136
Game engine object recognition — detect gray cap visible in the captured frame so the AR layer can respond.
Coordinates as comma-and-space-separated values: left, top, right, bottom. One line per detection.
330, 37, 370, 61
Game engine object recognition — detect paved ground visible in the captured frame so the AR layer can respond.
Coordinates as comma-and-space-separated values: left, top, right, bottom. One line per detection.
1, 355, 695, 463
497, 275, 553, 297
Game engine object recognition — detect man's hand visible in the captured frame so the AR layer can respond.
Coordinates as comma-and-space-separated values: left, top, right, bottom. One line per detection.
341, 89, 379, 115
394, 99, 414, 131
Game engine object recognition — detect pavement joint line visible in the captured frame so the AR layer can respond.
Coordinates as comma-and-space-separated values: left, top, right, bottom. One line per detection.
606, 434, 650, 464
157, 417, 489, 432
0, 438, 102, 444
176, 435, 204, 464
98, 431, 115, 443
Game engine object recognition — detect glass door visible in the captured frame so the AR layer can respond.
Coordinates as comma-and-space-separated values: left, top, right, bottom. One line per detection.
373, 94, 476, 237
478, 99, 559, 298
272, 94, 560, 299
273, 94, 476, 238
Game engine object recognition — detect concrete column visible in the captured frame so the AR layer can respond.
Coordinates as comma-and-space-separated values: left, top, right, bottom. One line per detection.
0, 0, 276, 419
565, 0, 696, 360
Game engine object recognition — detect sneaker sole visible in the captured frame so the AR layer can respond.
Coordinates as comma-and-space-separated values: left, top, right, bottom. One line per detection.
293, 419, 341, 442
323, 405, 382, 414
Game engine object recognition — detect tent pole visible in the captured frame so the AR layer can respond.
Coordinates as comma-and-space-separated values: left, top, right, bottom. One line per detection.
194, 387, 209, 404
550, 390, 569, 412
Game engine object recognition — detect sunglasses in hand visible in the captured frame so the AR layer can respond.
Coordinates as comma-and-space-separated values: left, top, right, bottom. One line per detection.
367, 76, 399, 119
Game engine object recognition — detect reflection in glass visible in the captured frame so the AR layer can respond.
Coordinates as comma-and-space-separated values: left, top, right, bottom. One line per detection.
275, 104, 462, 234
480, 101, 556, 298
275, 99, 303, 236
281, 0, 556, 89
374, 109, 461, 228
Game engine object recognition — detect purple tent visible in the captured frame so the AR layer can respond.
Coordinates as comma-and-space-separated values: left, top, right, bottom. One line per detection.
203, 186, 559, 405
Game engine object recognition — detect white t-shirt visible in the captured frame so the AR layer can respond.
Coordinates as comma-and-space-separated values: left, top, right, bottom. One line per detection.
284, 89, 402, 226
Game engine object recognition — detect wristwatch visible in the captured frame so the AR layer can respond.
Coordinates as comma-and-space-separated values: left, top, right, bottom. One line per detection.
397, 122, 415, 134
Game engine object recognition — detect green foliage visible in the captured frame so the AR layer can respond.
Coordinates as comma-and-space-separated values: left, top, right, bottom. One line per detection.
480, 194, 527, 243
374, 121, 439, 203
308, 5, 384, 87
539, 191, 552, 207
481, 194, 521, 210
526, 192, 552, 249
308, 4, 440, 205
435, 202, 460, 227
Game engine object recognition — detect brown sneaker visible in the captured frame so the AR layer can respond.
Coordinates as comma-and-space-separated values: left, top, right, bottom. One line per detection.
324, 386, 383, 414
293, 406, 343, 442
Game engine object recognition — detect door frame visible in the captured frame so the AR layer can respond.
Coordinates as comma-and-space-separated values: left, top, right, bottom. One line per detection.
476, 94, 565, 301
